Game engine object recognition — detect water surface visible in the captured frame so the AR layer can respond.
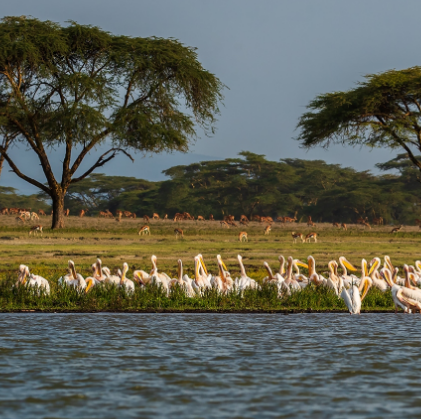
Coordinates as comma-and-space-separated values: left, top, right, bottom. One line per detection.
0, 313, 420, 418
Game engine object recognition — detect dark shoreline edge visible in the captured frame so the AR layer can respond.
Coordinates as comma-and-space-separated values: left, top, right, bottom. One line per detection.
0, 309, 398, 314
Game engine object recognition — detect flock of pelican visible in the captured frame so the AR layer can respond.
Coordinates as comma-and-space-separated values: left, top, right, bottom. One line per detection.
14, 254, 421, 315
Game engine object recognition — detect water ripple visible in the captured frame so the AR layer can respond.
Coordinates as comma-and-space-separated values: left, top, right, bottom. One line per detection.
1, 313, 421, 418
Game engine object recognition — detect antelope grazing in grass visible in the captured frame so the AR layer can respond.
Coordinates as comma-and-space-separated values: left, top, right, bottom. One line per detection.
153, 213, 160, 220
238, 231, 248, 242
220, 221, 230, 228
143, 215, 150, 222
30, 212, 39, 221
307, 216, 315, 227
240, 215, 249, 223
64, 209, 70, 217
391, 225, 403, 233
29, 225, 42, 235
291, 232, 304, 243
174, 228, 184, 239
164, 214, 168, 220
333, 222, 340, 228
16, 216, 25, 223
305, 232, 318, 243
79, 209, 86, 218
240, 219, 249, 226
138, 225, 150, 235
341, 223, 347, 230
264, 225, 271, 235
38, 209, 46, 216
361, 221, 371, 229
197, 215, 205, 221
209, 214, 214, 221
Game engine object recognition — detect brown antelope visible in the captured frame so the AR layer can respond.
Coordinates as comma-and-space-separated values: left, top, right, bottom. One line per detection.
341, 223, 347, 231
143, 215, 150, 222
240, 215, 249, 223
164, 214, 168, 220
305, 232, 318, 243
116, 210, 123, 217
197, 215, 205, 221
29, 225, 43, 236
153, 213, 160, 220
261, 216, 274, 223
356, 216, 368, 225
174, 228, 184, 239
224, 215, 235, 222
64, 209, 70, 217
239, 231, 248, 242
361, 221, 371, 229
291, 232, 304, 243
99, 211, 109, 218
30, 212, 39, 221
281, 211, 298, 223
16, 215, 25, 223
264, 225, 271, 235
333, 222, 340, 228
38, 209, 46, 216
138, 225, 150, 235
79, 209, 86, 218
227, 220, 238, 227
220, 221, 230, 228
240, 219, 249, 226
391, 225, 403, 233
307, 216, 315, 227
252, 215, 261, 222
209, 214, 214, 221
372, 217, 384, 226
0, 208, 8, 215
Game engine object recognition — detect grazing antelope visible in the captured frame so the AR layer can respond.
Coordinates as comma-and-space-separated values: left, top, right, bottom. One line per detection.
291, 232, 304, 243
239, 231, 248, 242
305, 232, 318, 243
164, 214, 168, 220
307, 216, 315, 227
361, 221, 371, 229
38, 209, 46, 216
240, 219, 249, 226
99, 211, 109, 218
391, 225, 403, 233
20, 211, 30, 220
333, 222, 340, 228
341, 223, 347, 231
261, 216, 274, 223
116, 212, 122, 222
280, 211, 298, 223
30, 212, 39, 221
240, 215, 249, 223
356, 216, 368, 225
153, 213, 160, 220
220, 221, 230, 228
227, 220, 238, 227
16, 216, 25, 223
209, 214, 214, 221
79, 209, 86, 218
29, 225, 43, 236
264, 225, 271, 235
0, 208, 9, 215
197, 215, 205, 221
174, 228, 184, 239
372, 217, 384, 225
138, 225, 150, 235
64, 209, 70, 217
143, 215, 150, 222
224, 215, 235, 222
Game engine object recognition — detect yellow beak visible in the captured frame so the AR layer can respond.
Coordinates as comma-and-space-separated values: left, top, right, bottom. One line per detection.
343, 259, 357, 272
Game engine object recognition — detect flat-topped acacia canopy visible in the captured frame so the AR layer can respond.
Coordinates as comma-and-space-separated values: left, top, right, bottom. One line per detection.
0, 16, 224, 228
297, 67, 421, 176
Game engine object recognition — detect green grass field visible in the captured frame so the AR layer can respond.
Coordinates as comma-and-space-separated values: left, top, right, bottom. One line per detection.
0, 216, 419, 312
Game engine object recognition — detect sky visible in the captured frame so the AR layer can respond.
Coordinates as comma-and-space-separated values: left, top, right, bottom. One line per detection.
1, 0, 420, 194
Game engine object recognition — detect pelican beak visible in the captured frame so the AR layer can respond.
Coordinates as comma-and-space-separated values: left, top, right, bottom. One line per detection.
195, 258, 200, 279
85, 278, 93, 293
368, 260, 378, 276
295, 260, 308, 269
343, 259, 357, 272
70, 262, 77, 280
200, 257, 208, 276
221, 259, 228, 272
410, 273, 418, 286
361, 278, 371, 301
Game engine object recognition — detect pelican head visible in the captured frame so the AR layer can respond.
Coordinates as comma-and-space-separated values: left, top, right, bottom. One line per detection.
85, 277, 95, 293
68, 260, 77, 279
339, 256, 357, 272
369, 257, 381, 276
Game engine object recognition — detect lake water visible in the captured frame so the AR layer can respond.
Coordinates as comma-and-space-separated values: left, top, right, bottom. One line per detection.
0, 313, 420, 418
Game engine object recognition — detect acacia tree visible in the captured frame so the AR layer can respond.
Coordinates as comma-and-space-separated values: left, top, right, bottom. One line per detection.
0, 16, 224, 228
296, 67, 421, 177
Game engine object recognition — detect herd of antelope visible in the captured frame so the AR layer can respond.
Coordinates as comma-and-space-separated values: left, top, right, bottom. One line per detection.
0, 207, 416, 238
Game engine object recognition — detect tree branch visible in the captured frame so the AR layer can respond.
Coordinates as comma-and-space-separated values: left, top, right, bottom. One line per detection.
70, 148, 134, 184
0, 147, 50, 194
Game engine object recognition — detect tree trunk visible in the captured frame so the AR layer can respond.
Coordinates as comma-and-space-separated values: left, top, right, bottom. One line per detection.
51, 192, 65, 229
0, 154, 5, 181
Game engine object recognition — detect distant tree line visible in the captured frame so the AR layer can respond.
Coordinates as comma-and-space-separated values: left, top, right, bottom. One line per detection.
1, 152, 420, 224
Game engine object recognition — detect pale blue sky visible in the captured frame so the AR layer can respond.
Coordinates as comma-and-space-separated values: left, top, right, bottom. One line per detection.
1, 0, 419, 193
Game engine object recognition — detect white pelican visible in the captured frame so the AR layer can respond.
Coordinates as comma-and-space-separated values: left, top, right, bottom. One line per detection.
17, 265, 50, 295
263, 261, 285, 296
282, 256, 301, 293
58, 260, 86, 290
278, 255, 286, 277
119, 262, 135, 294
307, 256, 327, 286
211, 255, 234, 293
235, 255, 259, 292
91, 259, 107, 282
338, 256, 358, 287
150, 255, 171, 294
383, 267, 421, 313
368, 257, 388, 292
197, 254, 212, 288
191, 255, 212, 295
292, 259, 309, 287
170, 259, 196, 297
339, 275, 372, 315
103, 267, 121, 285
